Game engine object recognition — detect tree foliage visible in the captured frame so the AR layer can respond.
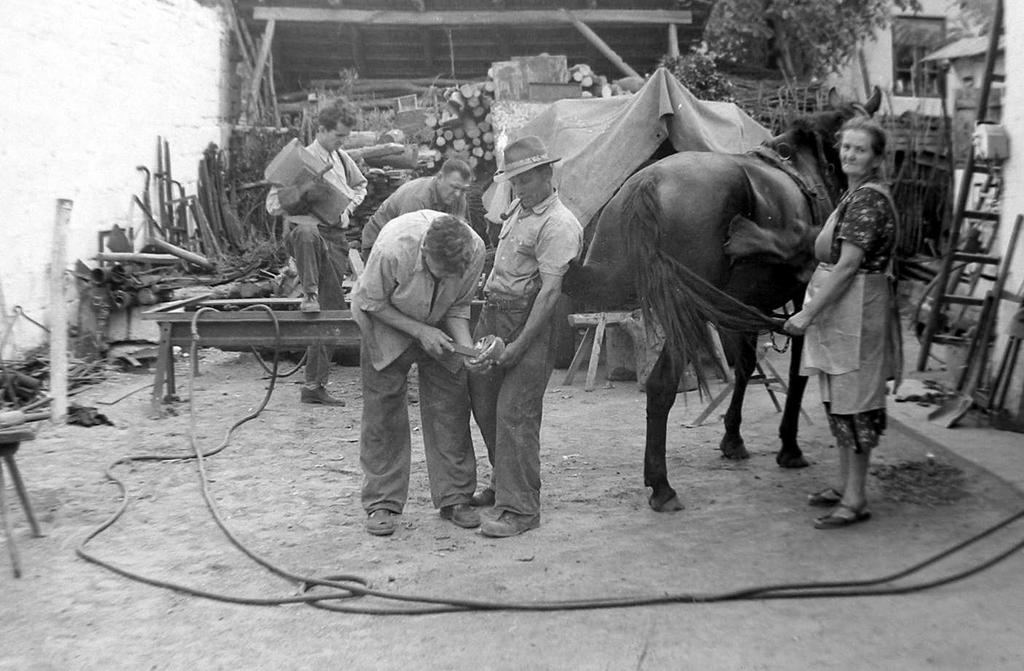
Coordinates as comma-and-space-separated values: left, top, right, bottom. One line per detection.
704, 0, 922, 81
658, 44, 735, 102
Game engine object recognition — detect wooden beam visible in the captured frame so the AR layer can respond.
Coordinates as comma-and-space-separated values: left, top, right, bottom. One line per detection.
349, 24, 366, 74
421, 28, 435, 72
667, 23, 679, 58
247, 19, 276, 119
561, 10, 640, 79
253, 7, 692, 26
222, 0, 254, 69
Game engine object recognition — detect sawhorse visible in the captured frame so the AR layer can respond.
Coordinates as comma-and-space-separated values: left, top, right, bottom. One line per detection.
1, 426, 42, 578
687, 341, 811, 427
562, 312, 633, 392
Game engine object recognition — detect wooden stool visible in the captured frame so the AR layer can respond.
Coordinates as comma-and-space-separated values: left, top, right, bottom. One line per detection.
0, 426, 42, 578
563, 312, 633, 391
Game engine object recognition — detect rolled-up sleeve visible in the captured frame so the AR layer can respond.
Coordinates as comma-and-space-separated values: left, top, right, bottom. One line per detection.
536, 215, 583, 277
353, 251, 398, 313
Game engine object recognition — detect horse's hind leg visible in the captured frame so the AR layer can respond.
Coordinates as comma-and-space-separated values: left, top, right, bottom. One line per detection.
776, 333, 810, 468
719, 332, 755, 460
644, 350, 685, 512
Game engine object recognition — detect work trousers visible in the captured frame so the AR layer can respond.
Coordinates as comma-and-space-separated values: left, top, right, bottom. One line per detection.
469, 305, 555, 517
285, 221, 349, 390
359, 343, 477, 514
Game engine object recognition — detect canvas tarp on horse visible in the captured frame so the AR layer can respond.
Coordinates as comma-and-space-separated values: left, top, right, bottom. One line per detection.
486, 68, 772, 227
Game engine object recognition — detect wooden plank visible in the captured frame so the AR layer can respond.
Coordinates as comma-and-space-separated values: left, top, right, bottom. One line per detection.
253, 8, 693, 26
567, 312, 632, 326
349, 24, 366, 73
50, 199, 73, 424
562, 10, 640, 79
143, 293, 216, 315
222, 0, 255, 70
248, 19, 276, 121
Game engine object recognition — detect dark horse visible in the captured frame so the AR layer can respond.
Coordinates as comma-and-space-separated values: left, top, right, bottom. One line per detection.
563, 89, 881, 512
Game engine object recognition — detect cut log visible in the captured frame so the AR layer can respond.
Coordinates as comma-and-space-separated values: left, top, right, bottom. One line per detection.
148, 238, 217, 272
95, 252, 182, 265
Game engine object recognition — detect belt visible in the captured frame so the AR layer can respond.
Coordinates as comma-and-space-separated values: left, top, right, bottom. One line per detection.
484, 294, 535, 311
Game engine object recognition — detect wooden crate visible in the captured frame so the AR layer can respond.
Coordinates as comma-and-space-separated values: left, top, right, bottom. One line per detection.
527, 82, 582, 102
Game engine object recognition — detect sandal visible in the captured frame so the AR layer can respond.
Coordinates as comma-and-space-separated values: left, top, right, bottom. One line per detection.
814, 504, 871, 530
807, 487, 843, 507
366, 509, 398, 536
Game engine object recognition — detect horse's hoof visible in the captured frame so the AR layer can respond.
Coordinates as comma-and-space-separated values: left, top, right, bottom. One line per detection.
719, 435, 750, 460
776, 451, 809, 469
648, 492, 685, 512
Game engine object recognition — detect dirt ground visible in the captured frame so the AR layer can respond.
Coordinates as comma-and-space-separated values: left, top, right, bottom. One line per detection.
2, 345, 1023, 670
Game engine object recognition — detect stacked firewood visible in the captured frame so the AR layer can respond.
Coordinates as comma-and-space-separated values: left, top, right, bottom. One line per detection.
569, 63, 612, 98
425, 82, 498, 178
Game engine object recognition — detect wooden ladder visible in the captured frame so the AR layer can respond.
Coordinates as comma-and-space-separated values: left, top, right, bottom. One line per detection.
916, 0, 1006, 371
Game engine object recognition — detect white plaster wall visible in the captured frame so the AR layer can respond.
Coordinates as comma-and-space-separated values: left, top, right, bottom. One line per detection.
0, 0, 230, 356
993, 1, 1024, 415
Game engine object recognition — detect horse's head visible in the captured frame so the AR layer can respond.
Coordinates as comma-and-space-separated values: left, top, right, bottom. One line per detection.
762, 87, 881, 203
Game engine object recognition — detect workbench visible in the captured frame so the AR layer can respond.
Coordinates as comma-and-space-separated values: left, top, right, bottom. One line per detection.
142, 297, 361, 417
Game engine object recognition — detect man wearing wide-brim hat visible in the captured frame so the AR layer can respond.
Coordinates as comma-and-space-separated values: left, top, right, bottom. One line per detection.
467, 135, 583, 537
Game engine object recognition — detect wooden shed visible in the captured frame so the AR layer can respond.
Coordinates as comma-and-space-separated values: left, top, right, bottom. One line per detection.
235, 0, 708, 93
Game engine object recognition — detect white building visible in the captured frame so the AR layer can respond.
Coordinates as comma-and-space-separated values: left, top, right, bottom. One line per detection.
0, 0, 231, 358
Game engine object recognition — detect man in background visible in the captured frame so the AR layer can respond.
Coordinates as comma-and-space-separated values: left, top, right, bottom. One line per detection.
266, 103, 367, 406
360, 158, 472, 261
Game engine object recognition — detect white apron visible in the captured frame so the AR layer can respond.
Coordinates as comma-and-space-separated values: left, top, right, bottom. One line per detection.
800, 190, 902, 414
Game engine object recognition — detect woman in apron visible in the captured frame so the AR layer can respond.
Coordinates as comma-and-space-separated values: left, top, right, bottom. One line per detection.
784, 117, 902, 529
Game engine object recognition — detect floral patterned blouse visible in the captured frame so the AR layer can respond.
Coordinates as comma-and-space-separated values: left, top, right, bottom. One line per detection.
829, 183, 897, 273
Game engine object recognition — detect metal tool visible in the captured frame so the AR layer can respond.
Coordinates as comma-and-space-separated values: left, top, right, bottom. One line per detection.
449, 335, 505, 361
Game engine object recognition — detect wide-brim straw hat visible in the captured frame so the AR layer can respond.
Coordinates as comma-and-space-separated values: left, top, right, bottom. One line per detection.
494, 135, 561, 182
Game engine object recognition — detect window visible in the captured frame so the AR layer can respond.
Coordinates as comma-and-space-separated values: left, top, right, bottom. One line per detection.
892, 17, 946, 98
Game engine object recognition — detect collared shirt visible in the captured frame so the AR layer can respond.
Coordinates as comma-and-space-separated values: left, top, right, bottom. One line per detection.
351, 209, 486, 370
265, 139, 368, 227
485, 191, 582, 298
362, 176, 468, 251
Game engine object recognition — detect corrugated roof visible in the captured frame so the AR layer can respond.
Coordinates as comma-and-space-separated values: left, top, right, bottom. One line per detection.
923, 34, 1004, 62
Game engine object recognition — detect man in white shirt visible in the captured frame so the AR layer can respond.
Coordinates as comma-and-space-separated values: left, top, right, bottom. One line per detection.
350, 210, 485, 536
265, 103, 368, 406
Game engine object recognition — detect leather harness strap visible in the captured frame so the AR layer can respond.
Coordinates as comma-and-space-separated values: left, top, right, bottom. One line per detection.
749, 144, 836, 230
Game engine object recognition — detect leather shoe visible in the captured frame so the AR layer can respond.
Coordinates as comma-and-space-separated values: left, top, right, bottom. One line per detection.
439, 503, 481, 529
470, 488, 495, 507
300, 387, 345, 406
480, 511, 540, 538
366, 509, 397, 536
300, 293, 321, 313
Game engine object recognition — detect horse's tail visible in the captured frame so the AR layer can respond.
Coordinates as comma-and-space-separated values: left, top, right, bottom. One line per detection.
620, 172, 784, 385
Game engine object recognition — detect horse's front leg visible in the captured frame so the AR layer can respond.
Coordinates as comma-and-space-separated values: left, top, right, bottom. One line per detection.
719, 333, 755, 460
776, 333, 810, 468
644, 351, 685, 512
